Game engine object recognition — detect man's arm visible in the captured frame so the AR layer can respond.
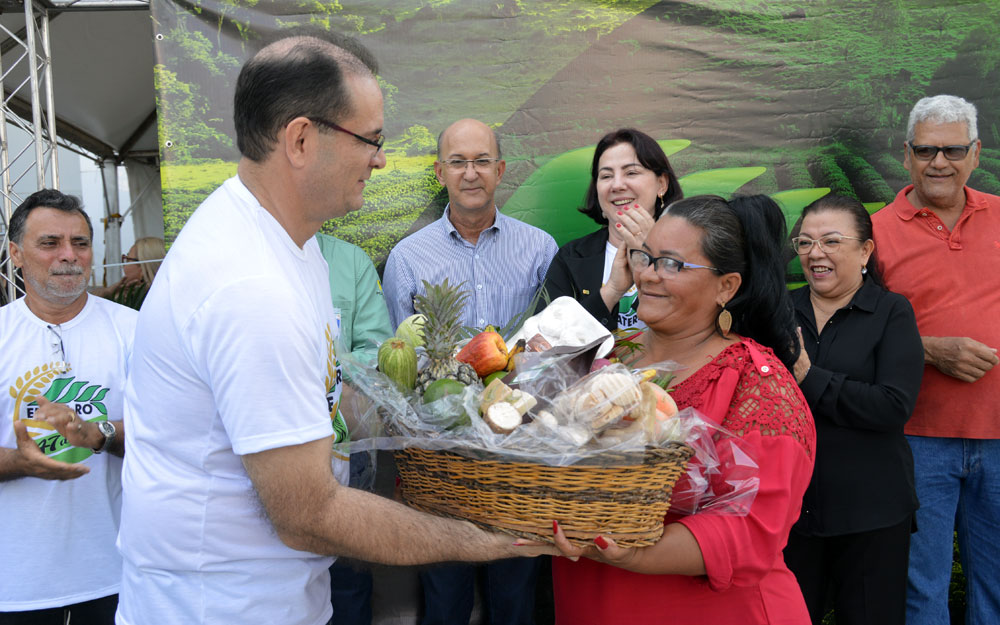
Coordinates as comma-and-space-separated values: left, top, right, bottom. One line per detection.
242, 437, 549, 564
0, 420, 90, 482
922, 336, 999, 382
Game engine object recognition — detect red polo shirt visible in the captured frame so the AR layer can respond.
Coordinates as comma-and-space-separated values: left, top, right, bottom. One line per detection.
872, 185, 1000, 438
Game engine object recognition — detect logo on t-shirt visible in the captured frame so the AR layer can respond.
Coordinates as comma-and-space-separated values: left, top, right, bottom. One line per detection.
324, 325, 348, 445
8, 362, 111, 463
617, 285, 644, 330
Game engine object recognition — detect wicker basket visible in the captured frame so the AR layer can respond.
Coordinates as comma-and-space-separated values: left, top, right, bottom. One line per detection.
394, 442, 693, 548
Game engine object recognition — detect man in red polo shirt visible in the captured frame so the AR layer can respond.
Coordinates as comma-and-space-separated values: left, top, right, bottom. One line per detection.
872, 94, 1000, 625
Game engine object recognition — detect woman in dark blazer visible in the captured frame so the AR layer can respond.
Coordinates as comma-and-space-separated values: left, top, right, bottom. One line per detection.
538, 128, 682, 331
783, 194, 924, 625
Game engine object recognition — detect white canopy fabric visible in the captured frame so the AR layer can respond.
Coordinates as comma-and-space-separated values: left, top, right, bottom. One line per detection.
0, 5, 157, 162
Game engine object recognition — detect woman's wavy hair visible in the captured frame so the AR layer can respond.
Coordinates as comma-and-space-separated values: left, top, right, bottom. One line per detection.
133, 237, 167, 285
664, 194, 800, 370
800, 194, 882, 286
580, 128, 683, 226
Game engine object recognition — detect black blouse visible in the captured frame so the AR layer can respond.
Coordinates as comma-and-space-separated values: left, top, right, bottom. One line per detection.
537, 228, 618, 332
791, 277, 923, 536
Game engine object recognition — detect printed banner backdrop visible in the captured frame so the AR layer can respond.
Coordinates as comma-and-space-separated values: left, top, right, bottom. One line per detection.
151, 0, 1000, 282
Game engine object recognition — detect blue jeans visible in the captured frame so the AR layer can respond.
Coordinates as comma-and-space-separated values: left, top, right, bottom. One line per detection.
419, 558, 539, 625
906, 435, 1000, 625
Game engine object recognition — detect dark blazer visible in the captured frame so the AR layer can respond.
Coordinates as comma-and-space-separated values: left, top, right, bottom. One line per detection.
537, 227, 617, 331
792, 277, 923, 536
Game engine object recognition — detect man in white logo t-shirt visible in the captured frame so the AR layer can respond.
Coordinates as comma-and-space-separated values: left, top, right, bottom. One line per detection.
0, 189, 136, 624
117, 31, 553, 625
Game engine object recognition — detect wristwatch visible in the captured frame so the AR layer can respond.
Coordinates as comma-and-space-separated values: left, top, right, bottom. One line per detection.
93, 421, 116, 454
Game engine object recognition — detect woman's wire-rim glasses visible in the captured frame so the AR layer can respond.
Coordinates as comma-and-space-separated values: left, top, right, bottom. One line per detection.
790, 235, 864, 255
629, 249, 720, 275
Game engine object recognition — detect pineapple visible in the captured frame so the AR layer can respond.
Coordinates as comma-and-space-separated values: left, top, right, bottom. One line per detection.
413, 279, 479, 395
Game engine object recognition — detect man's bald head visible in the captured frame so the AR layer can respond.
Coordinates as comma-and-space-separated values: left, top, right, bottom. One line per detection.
234, 31, 378, 162
437, 118, 502, 160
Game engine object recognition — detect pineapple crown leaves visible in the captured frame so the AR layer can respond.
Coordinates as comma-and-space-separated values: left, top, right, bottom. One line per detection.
414, 279, 470, 358
459, 285, 550, 341
413, 279, 470, 320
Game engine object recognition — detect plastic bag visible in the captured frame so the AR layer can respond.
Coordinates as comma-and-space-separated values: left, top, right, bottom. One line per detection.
667, 409, 760, 517
338, 346, 759, 517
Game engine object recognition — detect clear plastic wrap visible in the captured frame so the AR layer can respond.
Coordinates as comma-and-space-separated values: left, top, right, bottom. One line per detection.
336, 347, 759, 516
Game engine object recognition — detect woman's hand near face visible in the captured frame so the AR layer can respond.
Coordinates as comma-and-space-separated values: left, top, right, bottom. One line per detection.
600, 241, 633, 312
793, 327, 811, 383
616, 202, 656, 251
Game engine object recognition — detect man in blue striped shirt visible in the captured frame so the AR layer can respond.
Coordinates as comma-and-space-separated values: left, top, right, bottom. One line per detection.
383, 118, 557, 331
382, 118, 557, 625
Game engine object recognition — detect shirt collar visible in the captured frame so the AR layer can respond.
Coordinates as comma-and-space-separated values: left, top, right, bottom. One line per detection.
890, 184, 989, 221
793, 276, 880, 317
441, 204, 502, 239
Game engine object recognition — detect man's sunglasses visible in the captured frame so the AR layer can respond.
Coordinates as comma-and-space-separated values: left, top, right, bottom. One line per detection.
907, 142, 975, 161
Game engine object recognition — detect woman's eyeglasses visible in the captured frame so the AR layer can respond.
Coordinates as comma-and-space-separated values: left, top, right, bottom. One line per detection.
790, 235, 864, 255
629, 249, 719, 275
122, 254, 139, 264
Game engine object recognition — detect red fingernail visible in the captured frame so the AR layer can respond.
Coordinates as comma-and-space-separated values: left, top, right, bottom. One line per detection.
594, 535, 609, 549
615, 223, 622, 228
553, 520, 559, 534
624, 205, 630, 210
617, 211, 623, 216
633, 203, 640, 209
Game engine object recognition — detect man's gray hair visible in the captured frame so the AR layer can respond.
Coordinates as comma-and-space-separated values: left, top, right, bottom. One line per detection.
907, 95, 978, 143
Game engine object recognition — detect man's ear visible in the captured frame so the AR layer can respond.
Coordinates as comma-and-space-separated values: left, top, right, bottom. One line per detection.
495, 159, 506, 183
433, 160, 445, 186
9, 241, 23, 269
283, 117, 314, 169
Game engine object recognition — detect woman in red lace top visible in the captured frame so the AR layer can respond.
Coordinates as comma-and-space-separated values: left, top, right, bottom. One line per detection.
551, 195, 816, 624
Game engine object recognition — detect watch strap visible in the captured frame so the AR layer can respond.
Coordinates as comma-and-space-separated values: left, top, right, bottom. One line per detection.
93, 420, 116, 454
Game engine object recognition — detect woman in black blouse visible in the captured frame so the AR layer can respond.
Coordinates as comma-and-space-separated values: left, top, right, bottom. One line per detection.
783, 194, 924, 625
538, 128, 682, 331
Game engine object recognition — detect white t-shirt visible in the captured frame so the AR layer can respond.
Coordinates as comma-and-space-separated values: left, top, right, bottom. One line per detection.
117, 176, 349, 625
0, 295, 136, 610
603, 241, 645, 331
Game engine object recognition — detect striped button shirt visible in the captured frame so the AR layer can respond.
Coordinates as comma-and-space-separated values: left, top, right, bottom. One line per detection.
382, 206, 558, 331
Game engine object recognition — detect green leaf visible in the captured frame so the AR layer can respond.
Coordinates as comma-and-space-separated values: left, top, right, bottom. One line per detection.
92, 402, 108, 416
54, 381, 88, 404
677, 167, 767, 197
772, 188, 832, 232
40, 377, 74, 403
75, 385, 101, 403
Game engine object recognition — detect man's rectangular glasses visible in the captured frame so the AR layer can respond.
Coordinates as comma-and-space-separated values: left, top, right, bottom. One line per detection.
310, 117, 384, 153
907, 142, 974, 161
440, 158, 500, 172
629, 249, 719, 275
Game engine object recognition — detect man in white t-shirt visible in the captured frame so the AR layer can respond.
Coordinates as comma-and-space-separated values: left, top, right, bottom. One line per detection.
0, 189, 136, 625
117, 31, 552, 625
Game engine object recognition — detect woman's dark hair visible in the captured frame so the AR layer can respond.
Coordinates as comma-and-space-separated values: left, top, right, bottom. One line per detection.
800, 194, 882, 286
665, 194, 800, 370
580, 128, 683, 225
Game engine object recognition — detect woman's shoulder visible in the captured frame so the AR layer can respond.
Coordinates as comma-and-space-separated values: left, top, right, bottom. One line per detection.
557, 227, 609, 257
717, 338, 815, 455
